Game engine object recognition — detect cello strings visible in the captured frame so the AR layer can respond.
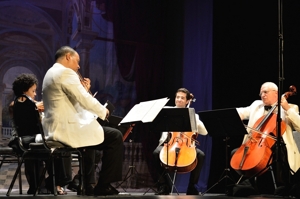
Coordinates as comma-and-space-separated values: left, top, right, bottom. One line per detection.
244, 125, 277, 141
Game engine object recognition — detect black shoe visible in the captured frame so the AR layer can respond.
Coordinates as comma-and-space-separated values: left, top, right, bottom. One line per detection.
27, 187, 36, 195
84, 184, 94, 196
67, 180, 79, 192
289, 183, 300, 198
274, 185, 290, 196
27, 187, 51, 195
155, 184, 170, 195
94, 183, 119, 196
67, 174, 80, 192
186, 185, 199, 195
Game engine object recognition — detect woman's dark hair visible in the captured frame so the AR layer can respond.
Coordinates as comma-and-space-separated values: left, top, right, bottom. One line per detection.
12, 73, 38, 97
176, 88, 192, 100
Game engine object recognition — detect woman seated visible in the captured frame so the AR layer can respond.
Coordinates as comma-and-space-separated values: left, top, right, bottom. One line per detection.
9, 73, 71, 195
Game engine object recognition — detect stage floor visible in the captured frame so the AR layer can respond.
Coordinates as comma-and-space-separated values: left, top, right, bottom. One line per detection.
0, 140, 290, 199
0, 188, 290, 199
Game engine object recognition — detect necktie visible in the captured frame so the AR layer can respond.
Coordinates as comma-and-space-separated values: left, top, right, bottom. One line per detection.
264, 105, 272, 111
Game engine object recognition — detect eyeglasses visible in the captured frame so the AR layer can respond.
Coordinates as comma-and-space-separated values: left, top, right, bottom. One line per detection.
259, 90, 276, 97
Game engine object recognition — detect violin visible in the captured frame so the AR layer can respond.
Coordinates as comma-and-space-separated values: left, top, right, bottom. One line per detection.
77, 71, 110, 122
76, 71, 93, 96
230, 85, 297, 177
159, 93, 199, 173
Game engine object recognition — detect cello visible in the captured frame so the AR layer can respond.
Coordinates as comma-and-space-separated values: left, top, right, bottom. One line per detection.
159, 94, 199, 173
230, 85, 297, 177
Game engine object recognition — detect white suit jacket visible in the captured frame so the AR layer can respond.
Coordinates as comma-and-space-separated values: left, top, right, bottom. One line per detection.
42, 63, 107, 148
236, 100, 300, 173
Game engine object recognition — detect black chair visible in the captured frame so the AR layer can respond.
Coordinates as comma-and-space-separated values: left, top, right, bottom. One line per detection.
6, 96, 84, 196
0, 146, 22, 194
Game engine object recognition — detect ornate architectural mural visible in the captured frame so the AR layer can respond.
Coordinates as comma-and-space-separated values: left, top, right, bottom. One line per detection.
0, 0, 136, 138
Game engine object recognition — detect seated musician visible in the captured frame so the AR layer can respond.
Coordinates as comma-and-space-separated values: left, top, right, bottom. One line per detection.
152, 88, 208, 195
42, 46, 123, 196
231, 82, 300, 198
10, 73, 71, 195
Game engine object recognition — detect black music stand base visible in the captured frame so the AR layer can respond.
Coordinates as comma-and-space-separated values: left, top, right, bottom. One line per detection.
143, 167, 179, 195
201, 168, 236, 196
115, 139, 141, 191
201, 137, 236, 195
198, 108, 249, 195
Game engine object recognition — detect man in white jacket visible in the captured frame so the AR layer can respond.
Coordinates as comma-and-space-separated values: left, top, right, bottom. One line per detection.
233, 82, 300, 197
42, 46, 123, 196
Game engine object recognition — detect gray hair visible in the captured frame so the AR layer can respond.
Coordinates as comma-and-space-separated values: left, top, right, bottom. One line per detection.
261, 82, 278, 91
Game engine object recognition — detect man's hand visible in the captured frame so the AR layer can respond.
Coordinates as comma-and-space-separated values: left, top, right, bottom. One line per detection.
105, 108, 110, 122
36, 101, 44, 112
81, 78, 91, 91
281, 97, 290, 111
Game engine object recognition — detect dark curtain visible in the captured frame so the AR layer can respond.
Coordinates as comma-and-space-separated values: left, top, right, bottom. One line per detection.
108, 0, 213, 192
108, 0, 170, 182
108, 0, 166, 101
175, 0, 213, 192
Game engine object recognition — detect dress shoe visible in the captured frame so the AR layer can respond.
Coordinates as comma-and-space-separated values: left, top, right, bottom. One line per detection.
94, 183, 119, 196
155, 184, 170, 195
27, 187, 50, 195
186, 185, 199, 195
84, 184, 95, 196
27, 187, 37, 194
289, 183, 300, 198
67, 179, 79, 192
274, 185, 289, 196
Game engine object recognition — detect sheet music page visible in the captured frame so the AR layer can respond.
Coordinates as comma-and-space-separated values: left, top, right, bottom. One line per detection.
142, 97, 169, 123
120, 97, 169, 124
188, 108, 197, 132
119, 103, 145, 124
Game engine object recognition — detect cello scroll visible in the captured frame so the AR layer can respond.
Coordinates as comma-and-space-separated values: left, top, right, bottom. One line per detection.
282, 85, 297, 99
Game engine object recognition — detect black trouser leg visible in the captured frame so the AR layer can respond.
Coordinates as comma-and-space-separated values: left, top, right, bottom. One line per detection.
93, 126, 123, 185
189, 148, 205, 186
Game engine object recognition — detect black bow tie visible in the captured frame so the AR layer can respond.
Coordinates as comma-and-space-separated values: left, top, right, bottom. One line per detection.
264, 105, 272, 111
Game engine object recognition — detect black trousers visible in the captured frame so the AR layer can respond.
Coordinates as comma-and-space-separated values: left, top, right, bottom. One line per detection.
82, 126, 123, 186
153, 145, 205, 188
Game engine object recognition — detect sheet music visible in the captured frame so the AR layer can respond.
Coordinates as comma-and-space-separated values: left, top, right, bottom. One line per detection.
142, 98, 170, 123
188, 108, 197, 132
120, 97, 169, 124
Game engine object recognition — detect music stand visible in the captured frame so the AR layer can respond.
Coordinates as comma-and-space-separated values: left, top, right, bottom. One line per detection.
150, 107, 197, 132
104, 115, 131, 139
117, 98, 169, 191
197, 108, 248, 195
144, 107, 197, 195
